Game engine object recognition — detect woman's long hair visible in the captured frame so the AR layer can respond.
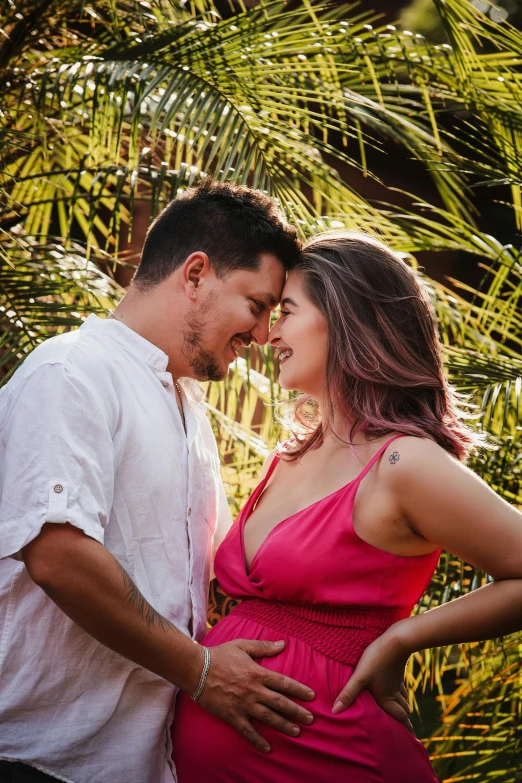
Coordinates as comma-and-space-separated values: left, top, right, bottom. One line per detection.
280, 232, 482, 462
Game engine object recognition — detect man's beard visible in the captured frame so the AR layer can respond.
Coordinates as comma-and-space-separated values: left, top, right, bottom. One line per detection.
182, 317, 225, 382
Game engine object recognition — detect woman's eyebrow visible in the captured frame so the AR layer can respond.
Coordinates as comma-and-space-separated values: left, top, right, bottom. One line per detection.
281, 297, 298, 308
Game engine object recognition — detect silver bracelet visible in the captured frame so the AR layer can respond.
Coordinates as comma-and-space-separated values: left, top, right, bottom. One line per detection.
192, 646, 211, 702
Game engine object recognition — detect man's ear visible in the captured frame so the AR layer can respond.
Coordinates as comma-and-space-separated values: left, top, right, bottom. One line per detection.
180, 252, 210, 301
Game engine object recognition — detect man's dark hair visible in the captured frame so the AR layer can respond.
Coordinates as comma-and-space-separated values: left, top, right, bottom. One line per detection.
133, 178, 301, 288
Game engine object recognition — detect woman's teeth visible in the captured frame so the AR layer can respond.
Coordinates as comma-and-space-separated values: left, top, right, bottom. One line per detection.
279, 349, 293, 364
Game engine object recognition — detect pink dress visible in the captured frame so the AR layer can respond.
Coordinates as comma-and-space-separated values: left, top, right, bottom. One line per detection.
172, 435, 440, 782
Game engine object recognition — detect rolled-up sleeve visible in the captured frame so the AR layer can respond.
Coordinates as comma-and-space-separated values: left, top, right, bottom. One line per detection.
0, 361, 114, 559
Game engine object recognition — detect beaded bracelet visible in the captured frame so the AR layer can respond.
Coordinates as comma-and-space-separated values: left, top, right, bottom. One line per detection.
192, 646, 211, 702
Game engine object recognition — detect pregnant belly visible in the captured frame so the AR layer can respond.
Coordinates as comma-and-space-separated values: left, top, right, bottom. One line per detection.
171, 611, 439, 783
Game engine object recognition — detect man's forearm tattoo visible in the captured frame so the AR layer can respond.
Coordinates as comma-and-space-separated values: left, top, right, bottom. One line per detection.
118, 562, 176, 633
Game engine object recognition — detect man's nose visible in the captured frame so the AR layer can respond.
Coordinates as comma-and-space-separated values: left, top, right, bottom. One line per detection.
268, 318, 281, 347
251, 311, 272, 346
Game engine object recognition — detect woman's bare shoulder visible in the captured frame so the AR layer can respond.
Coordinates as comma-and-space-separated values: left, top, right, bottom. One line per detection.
382, 435, 461, 488
386, 434, 451, 461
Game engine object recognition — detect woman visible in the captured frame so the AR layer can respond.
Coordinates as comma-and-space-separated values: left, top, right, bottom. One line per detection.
172, 232, 522, 782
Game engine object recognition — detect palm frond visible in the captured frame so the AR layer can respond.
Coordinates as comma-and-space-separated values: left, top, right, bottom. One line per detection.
0, 234, 123, 380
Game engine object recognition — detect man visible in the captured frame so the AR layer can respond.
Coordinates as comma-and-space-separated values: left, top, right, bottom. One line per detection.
0, 180, 315, 783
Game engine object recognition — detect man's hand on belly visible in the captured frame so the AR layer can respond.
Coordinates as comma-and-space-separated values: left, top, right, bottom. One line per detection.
197, 639, 315, 753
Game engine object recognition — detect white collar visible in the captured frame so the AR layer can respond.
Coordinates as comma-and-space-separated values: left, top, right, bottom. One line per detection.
81, 315, 206, 404
82, 314, 169, 371
177, 376, 206, 405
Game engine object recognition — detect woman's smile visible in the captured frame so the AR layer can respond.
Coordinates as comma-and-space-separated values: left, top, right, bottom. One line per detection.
279, 349, 293, 365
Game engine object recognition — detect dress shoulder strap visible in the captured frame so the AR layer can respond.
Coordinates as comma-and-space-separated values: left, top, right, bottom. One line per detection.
263, 452, 281, 483
355, 434, 406, 484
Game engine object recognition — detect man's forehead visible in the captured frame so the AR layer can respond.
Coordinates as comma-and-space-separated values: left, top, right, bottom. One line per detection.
243, 273, 285, 306
234, 255, 286, 304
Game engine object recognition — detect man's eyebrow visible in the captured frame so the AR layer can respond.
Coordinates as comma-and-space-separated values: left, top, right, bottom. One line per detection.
281, 297, 298, 308
254, 292, 279, 308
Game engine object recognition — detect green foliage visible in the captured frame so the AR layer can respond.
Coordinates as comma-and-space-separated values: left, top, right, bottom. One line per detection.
1, 0, 522, 778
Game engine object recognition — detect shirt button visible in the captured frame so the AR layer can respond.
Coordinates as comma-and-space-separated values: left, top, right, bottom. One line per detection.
161, 381, 169, 388
54, 484, 64, 494
188, 508, 192, 517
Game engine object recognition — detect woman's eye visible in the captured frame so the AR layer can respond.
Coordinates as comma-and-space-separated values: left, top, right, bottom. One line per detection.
280, 309, 290, 316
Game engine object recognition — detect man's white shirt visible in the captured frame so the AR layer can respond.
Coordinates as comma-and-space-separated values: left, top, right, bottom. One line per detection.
0, 314, 232, 783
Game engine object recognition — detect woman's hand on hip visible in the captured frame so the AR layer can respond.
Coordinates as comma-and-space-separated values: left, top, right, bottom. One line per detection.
332, 623, 413, 732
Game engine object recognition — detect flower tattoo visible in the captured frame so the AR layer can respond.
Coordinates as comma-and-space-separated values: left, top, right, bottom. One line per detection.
389, 451, 400, 465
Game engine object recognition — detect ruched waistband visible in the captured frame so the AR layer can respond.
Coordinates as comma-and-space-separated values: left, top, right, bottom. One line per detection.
231, 598, 410, 667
